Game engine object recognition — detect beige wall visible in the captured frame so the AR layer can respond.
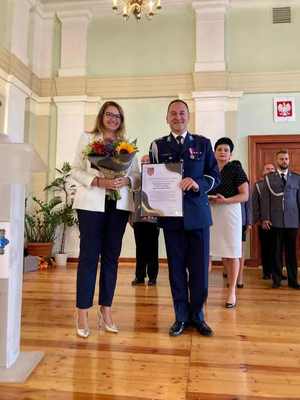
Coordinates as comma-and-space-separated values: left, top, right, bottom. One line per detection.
227, 7, 300, 73
87, 8, 195, 77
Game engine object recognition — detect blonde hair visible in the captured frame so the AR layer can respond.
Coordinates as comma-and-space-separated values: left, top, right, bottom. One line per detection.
90, 101, 126, 139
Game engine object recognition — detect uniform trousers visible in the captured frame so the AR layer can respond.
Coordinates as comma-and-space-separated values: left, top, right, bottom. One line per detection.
272, 227, 299, 286
76, 199, 129, 309
163, 227, 209, 323
133, 222, 159, 282
258, 226, 275, 277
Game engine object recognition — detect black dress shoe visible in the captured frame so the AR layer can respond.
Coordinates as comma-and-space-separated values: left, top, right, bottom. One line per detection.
237, 283, 244, 289
262, 274, 271, 280
288, 283, 300, 289
192, 320, 214, 337
272, 282, 281, 288
148, 279, 157, 286
169, 321, 188, 337
131, 278, 145, 286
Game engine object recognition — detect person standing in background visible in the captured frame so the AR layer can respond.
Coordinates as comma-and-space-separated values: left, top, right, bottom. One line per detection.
252, 163, 276, 279
209, 138, 249, 308
261, 150, 300, 289
131, 189, 160, 287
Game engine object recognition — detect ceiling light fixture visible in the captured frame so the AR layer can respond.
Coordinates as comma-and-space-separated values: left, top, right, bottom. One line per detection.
112, 0, 162, 21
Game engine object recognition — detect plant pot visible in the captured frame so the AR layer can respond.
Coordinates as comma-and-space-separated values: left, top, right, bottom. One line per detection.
55, 253, 68, 266
26, 242, 53, 257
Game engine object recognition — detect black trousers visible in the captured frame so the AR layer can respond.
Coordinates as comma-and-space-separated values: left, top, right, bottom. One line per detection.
76, 200, 129, 309
258, 226, 275, 277
133, 222, 159, 281
272, 227, 299, 286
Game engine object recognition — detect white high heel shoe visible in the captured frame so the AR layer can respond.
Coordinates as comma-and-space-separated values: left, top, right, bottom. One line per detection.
75, 311, 90, 338
98, 308, 118, 333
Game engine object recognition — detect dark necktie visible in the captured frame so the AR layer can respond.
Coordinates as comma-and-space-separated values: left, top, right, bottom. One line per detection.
280, 173, 286, 187
176, 136, 184, 152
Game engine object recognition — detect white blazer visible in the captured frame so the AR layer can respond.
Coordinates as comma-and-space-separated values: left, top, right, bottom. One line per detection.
72, 132, 140, 213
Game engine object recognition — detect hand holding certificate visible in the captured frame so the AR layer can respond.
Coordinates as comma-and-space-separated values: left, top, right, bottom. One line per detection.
141, 163, 183, 217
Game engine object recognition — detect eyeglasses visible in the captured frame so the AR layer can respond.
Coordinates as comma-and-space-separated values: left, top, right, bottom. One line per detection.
104, 111, 122, 120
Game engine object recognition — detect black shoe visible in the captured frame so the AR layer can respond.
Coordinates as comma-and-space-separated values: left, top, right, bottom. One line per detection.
288, 283, 300, 289
148, 279, 156, 286
131, 278, 145, 286
192, 320, 214, 337
237, 283, 244, 289
169, 321, 188, 337
281, 275, 288, 281
262, 274, 271, 280
272, 282, 281, 288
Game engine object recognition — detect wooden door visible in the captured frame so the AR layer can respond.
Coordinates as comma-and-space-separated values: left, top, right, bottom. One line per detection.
248, 135, 300, 265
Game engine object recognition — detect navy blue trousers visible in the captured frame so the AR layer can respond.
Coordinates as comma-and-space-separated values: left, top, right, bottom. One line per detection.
163, 227, 209, 322
76, 200, 129, 309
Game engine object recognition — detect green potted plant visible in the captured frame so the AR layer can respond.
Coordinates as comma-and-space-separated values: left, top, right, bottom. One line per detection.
44, 162, 77, 266
25, 196, 62, 257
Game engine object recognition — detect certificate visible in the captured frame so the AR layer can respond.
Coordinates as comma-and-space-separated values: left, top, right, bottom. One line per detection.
141, 163, 183, 217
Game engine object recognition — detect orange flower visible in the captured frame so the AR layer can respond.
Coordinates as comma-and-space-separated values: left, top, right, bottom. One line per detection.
116, 142, 137, 154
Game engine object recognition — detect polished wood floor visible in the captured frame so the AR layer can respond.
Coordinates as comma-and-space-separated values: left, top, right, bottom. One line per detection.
1, 264, 300, 400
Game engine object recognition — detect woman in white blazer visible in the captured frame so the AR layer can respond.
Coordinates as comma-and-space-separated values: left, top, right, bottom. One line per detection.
72, 101, 140, 338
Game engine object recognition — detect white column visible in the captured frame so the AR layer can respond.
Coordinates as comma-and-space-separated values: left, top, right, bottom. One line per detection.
0, 77, 28, 369
4, 77, 31, 142
192, 91, 243, 146
30, 6, 55, 78
53, 96, 100, 257
57, 10, 92, 77
10, 0, 35, 66
192, 0, 229, 72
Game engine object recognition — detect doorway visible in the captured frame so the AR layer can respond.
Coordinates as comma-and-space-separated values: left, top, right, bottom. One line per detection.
248, 134, 300, 265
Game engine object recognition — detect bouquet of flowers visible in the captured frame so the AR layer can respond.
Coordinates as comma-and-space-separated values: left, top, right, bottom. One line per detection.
83, 138, 138, 200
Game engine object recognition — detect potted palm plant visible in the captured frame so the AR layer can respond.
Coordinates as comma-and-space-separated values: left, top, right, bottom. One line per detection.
25, 196, 62, 257
44, 162, 77, 266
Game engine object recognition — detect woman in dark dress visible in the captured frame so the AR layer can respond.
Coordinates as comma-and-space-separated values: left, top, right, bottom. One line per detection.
209, 137, 249, 308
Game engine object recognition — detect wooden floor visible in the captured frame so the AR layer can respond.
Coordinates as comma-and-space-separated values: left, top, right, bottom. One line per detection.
1, 264, 300, 400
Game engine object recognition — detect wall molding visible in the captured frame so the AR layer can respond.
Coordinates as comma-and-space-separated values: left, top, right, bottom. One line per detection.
39, 0, 300, 15
2, 46, 300, 100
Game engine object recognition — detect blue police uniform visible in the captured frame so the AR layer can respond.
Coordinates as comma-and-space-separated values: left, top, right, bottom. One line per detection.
150, 132, 220, 323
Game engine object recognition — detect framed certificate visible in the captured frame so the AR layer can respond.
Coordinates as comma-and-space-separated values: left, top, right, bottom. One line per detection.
141, 163, 183, 217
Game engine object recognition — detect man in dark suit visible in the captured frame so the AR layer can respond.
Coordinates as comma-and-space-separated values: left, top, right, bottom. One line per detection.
149, 99, 220, 337
261, 150, 300, 289
252, 163, 275, 279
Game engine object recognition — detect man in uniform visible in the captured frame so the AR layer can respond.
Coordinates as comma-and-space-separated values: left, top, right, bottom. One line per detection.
149, 99, 220, 336
261, 150, 300, 289
252, 163, 276, 279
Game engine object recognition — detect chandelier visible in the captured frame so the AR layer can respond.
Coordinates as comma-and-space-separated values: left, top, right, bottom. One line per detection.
112, 0, 162, 21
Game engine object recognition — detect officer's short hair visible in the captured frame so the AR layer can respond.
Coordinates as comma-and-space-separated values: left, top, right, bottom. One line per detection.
167, 99, 189, 114
276, 149, 289, 157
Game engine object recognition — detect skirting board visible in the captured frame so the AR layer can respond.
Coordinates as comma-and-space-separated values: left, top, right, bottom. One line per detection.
0, 351, 44, 383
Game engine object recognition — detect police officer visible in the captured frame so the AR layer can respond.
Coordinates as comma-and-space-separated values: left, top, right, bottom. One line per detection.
149, 99, 220, 336
252, 163, 276, 279
261, 150, 300, 289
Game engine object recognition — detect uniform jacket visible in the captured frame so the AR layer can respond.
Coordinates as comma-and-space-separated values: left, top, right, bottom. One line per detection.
72, 132, 140, 212
251, 179, 266, 225
261, 171, 300, 228
149, 132, 220, 230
